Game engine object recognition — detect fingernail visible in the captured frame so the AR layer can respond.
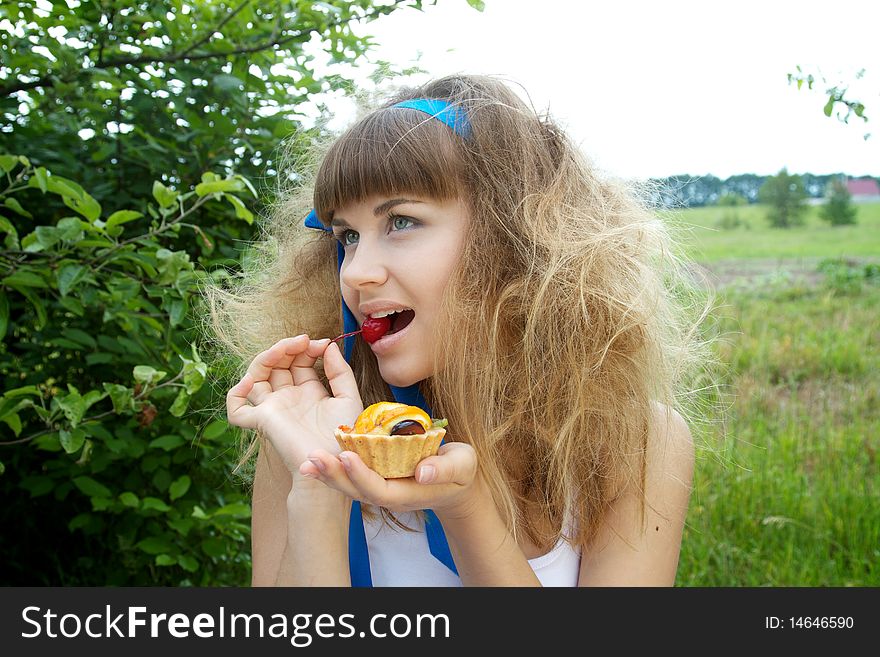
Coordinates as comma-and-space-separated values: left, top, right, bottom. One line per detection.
339, 453, 351, 470
308, 457, 326, 474
418, 465, 436, 484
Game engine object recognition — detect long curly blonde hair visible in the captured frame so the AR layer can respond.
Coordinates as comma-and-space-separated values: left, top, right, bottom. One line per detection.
201, 73, 721, 552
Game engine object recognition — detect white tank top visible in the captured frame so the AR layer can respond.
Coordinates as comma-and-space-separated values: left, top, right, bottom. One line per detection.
363, 510, 581, 586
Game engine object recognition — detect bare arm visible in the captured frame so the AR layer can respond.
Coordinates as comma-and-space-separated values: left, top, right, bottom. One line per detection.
578, 403, 696, 586
434, 479, 542, 586
251, 438, 352, 586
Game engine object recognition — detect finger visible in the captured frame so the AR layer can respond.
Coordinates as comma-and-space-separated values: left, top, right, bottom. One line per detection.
299, 450, 361, 499
414, 442, 477, 486
246, 335, 309, 399
336, 451, 398, 506
322, 341, 362, 404
247, 334, 309, 382
268, 335, 318, 388
290, 338, 331, 386
226, 373, 258, 429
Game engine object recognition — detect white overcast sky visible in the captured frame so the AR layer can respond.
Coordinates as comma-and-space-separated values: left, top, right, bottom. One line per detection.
304, 0, 879, 180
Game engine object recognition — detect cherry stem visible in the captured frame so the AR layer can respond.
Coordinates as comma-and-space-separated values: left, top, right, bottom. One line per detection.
331, 328, 362, 343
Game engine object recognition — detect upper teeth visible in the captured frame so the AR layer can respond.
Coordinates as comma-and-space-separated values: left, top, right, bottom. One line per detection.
371, 308, 412, 318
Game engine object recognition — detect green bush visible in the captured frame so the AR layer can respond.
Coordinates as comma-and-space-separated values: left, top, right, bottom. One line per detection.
817, 257, 876, 296
820, 179, 858, 226
0, 155, 254, 585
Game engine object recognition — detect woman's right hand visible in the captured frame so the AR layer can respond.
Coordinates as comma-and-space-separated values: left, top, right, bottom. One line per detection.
226, 334, 364, 474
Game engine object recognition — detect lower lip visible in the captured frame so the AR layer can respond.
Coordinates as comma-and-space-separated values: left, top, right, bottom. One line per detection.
368, 318, 413, 356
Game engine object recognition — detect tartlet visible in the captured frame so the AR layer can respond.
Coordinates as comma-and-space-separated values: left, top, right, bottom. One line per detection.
335, 402, 448, 478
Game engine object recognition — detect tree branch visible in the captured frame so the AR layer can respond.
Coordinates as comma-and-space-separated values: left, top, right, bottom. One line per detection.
179, 0, 254, 58
0, 1, 409, 97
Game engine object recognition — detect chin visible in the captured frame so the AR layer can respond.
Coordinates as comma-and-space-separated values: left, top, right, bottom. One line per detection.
377, 361, 426, 389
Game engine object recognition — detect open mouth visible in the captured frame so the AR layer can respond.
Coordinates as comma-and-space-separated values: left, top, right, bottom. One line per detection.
383, 308, 415, 335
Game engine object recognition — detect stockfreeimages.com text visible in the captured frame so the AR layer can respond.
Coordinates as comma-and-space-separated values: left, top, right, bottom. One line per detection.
21, 605, 450, 646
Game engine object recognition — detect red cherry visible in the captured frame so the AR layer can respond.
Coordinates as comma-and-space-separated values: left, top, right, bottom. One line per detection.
361, 315, 392, 344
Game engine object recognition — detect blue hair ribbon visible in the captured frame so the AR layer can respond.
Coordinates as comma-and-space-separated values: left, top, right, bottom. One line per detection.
303, 98, 468, 586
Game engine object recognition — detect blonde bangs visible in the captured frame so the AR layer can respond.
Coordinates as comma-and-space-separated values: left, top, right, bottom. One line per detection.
313, 107, 468, 224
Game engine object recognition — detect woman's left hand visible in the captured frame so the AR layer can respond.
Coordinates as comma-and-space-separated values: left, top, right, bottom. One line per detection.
299, 442, 479, 515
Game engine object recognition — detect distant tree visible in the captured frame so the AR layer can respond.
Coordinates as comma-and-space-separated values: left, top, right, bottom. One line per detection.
820, 179, 858, 226
723, 174, 765, 203
758, 168, 807, 228
716, 192, 747, 207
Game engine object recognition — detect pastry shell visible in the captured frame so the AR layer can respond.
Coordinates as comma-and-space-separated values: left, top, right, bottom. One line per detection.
334, 427, 446, 479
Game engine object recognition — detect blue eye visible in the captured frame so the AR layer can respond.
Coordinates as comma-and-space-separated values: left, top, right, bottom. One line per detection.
333, 214, 416, 246
391, 215, 414, 231
338, 229, 358, 246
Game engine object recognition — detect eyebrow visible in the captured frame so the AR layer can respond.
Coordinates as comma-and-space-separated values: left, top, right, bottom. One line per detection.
330, 198, 423, 228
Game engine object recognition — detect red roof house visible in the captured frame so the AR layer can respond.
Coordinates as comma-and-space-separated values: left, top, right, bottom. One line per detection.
846, 177, 880, 199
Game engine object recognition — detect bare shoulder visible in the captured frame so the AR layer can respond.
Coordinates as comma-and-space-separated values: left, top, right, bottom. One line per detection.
648, 401, 696, 483
577, 402, 695, 586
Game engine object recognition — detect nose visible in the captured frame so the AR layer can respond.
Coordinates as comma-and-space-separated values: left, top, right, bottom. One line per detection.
339, 238, 388, 290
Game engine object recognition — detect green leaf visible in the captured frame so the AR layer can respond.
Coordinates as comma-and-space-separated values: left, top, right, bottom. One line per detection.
12, 286, 47, 329
213, 502, 251, 518
0, 292, 7, 340
149, 434, 185, 451
68, 513, 93, 532
119, 492, 140, 508
2, 385, 41, 399
202, 419, 228, 441
103, 383, 135, 413
225, 193, 254, 223
133, 365, 167, 385
235, 174, 258, 198
0, 413, 22, 437
169, 475, 191, 501
0, 154, 19, 173
33, 433, 62, 452
3, 270, 48, 288
22, 225, 60, 252
182, 359, 207, 394
824, 96, 835, 117
0, 461, 4, 475
167, 298, 185, 327
55, 387, 87, 428
56, 263, 88, 297
0, 397, 30, 426
63, 190, 102, 222
142, 497, 172, 512
169, 389, 190, 417
155, 554, 176, 566
59, 427, 86, 454
155, 248, 193, 285
201, 537, 226, 558
213, 74, 244, 92
34, 167, 49, 193
66, 328, 97, 349
466, 0, 486, 11
152, 181, 177, 209
136, 536, 174, 555
73, 476, 112, 499
91, 496, 113, 511
21, 475, 54, 497
194, 179, 244, 197
105, 210, 142, 237
177, 555, 199, 572
167, 518, 194, 536
4, 197, 32, 219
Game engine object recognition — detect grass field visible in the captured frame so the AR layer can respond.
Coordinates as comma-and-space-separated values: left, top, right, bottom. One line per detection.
669, 203, 879, 586
668, 202, 880, 262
